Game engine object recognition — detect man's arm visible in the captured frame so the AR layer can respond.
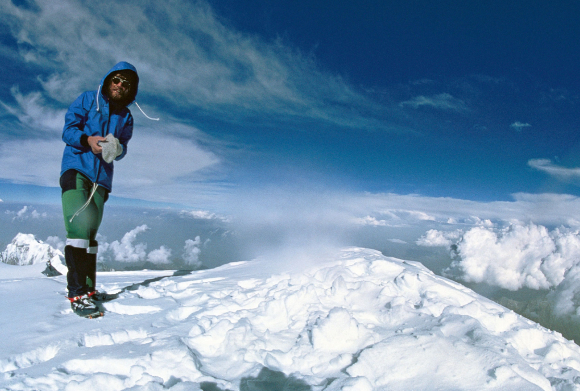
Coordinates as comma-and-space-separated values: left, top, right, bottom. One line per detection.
62, 92, 104, 155
115, 113, 133, 161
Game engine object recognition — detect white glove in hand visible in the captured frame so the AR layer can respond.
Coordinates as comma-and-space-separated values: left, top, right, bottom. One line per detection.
101, 133, 123, 163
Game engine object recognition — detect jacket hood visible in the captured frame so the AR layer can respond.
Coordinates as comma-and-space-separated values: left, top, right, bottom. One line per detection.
100, 61, 139, 106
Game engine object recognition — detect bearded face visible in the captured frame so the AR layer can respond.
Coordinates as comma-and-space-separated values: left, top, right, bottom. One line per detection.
106, 71, 134, 106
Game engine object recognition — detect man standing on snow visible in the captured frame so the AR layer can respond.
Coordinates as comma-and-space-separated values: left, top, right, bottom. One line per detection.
60, 62, 139, 318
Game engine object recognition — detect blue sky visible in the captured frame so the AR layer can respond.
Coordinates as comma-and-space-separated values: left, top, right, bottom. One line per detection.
1, 0, 580, 211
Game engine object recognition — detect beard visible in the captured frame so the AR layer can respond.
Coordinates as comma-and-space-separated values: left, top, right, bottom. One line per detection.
108, 85, 129, 104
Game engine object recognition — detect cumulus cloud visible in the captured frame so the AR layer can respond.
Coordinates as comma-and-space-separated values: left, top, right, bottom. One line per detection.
45, 236, 65, 253
427, 221, 580, 323
416, 229, 462, 247
104, 225, 149, 263
528, 159, 580, 183
422, 222, 580, 291
183, 237, 202, 268
549, 266, 580, 317
96, 225, 204, 267
5, 205, 48, 221
399, 93, 468, 112
147, 246, 172, 265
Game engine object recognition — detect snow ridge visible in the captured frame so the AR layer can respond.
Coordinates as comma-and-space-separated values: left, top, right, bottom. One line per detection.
1, 248, 580, 390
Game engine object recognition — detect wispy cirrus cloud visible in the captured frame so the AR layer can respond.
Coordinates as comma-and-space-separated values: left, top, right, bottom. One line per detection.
510, 121, 531, 132
399, 93, 468, 112
0, 87, 65, 134
0, 0, 388, 130
528, 159, 580, 183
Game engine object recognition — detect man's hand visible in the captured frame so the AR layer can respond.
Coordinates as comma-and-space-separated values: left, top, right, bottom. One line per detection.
87, 136, 106, 155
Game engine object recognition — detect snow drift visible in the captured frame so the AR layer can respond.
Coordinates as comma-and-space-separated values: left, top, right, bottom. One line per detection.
2, 247, 580, 390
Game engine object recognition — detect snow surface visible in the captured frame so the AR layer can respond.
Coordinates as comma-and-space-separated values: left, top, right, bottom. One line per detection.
2, 247, 580, 390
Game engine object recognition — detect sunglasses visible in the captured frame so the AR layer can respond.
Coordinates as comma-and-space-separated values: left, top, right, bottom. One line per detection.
111, 76, 131, 88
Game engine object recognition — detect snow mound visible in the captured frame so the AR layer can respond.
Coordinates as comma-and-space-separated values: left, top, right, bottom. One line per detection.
1, 247, 580, 390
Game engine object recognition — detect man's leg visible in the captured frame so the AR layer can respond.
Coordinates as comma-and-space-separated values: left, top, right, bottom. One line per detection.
61, 171, 106, 299
64, 244, 88, 299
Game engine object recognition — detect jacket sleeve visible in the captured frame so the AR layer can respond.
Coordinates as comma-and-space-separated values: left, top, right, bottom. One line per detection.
115, 113, 133, 161
62, 92, 92, 150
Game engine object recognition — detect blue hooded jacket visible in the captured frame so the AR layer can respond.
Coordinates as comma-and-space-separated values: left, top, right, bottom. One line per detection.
60, 61, 139, 192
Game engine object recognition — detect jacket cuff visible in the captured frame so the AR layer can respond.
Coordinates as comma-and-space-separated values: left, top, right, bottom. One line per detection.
80, 134, 89, 148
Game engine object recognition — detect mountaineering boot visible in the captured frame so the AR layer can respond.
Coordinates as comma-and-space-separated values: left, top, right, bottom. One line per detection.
70, 295, 103, 318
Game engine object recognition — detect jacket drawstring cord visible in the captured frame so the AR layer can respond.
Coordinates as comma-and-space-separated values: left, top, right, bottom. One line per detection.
69, 182, 99, 223
96, 85, 101, 112
97, 82, 159, 121
134, 102, 159, 121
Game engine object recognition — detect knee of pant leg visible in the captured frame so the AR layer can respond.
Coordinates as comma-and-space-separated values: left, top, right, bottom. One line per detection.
63, 194, 101, 240
66, 238, 91, 249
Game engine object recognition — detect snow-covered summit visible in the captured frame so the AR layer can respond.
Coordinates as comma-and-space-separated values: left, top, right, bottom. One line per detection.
1, 247, 580, 390
0, 233, 67, 275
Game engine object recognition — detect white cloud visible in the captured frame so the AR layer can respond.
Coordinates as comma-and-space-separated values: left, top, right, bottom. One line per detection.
0, 87, 65, 133
5, 205, 48, 221
16, 206, 27, 218
183, 237, 202, 268
104, 225, 149, 263
179, 210, 231, 224
96, 225, 204, 267
113, 127, 220, 185
353, 216, 388, 226
45, 236, 65, 253
351, 192, 580, 229
147, 246, 172, 265
528, 159, 580, 183
353, 209, 436, 228
549, 266, 580, 317
416, 229, 461, 247
441, 223, 580, 291
0, 120, 223, 204
0, 139, 62, 187
510, 121, 531, 131
399, 93, 468, 112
